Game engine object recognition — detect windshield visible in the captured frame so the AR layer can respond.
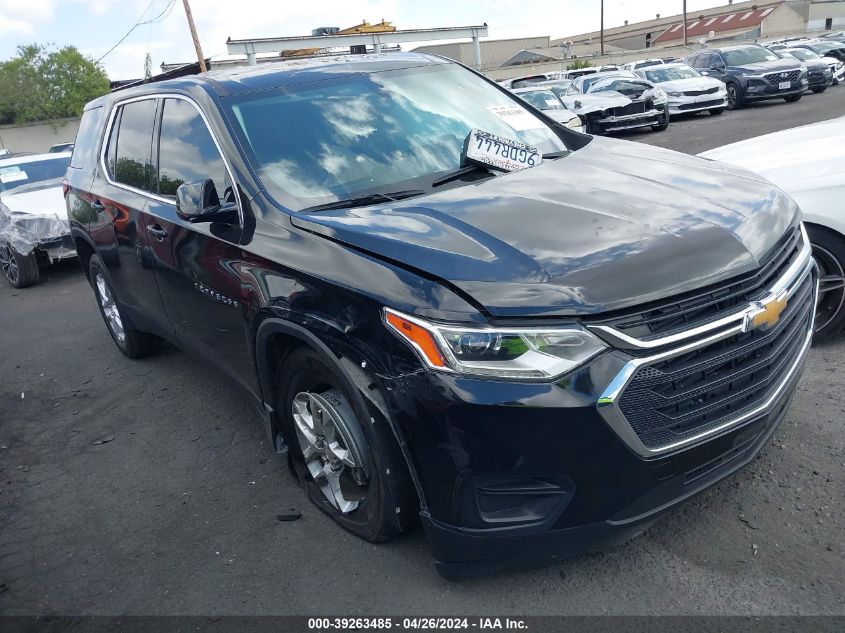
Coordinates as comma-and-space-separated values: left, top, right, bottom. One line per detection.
0, 156, 70, 193
644, 66, 700, 82
516, 90, 565, 111
809, 42, 839, 55
722, 47, 781, 65
226, 63, 569, 211
785, 48, 819, 61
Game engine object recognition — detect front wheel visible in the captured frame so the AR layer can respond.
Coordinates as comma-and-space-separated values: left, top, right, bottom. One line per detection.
726, 83, 743, 110
0, 243, 39, 288
812, 86, 827, 94
784, 93, 802, 103
652, 109, 670, 131
807, 226, 845, 340
276, 347, 417, 542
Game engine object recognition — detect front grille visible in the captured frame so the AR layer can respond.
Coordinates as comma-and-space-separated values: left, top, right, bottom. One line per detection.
593, 227, 803, 341
677, 99, 725, 110
608, 99, 651, 117
764, 70, 800, 85
616, 273, 813, 450
682, 86, 719, 96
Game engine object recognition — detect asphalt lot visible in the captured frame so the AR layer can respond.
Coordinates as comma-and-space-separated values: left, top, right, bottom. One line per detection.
1, 87, 844, 617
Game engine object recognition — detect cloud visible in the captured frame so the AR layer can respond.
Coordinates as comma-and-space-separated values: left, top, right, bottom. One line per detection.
0, 0, 55, 34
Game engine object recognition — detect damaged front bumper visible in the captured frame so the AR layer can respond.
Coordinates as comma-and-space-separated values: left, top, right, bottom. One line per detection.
593, 108, 664, 132
0, 205, 76, 261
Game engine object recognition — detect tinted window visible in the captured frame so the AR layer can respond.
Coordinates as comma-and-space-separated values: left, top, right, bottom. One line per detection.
694, 53, 712, 68
157, 98, 229, 200
516, 90, 565, 111
70, 106, 102, 169
114, 99, 156, 192
0, 157, 71, 193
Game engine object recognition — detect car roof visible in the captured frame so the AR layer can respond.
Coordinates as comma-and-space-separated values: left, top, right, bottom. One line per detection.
89, 52, 450, 105
639, 62, 692, 70
0, 152, 71, 167
512, 86, 556, 93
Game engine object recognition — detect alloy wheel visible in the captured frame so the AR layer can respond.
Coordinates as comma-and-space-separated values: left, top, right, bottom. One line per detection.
813, 243, 845, 333
0, 244, 18, 285
95, 273, 126, 343
727, 85, 738, 109
291, 389, 369, 514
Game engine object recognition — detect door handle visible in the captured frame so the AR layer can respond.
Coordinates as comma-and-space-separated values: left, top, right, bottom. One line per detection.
91, 200, 104, 213
147, 224, 168, 240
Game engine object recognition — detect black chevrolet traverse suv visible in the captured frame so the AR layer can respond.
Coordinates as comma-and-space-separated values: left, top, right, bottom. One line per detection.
686, 44, 807, 109
65, 53, 817, 579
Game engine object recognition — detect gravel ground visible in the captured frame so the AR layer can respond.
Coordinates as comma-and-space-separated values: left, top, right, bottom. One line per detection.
1, 88, 843, 616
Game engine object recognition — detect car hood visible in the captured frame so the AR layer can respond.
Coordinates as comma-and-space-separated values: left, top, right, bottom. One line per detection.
559, 92, 632, 115
0, 181, 66, 219
729, 58, 802, 73
292, 136, 799, 317
657, 76, 725, 92
543, 109, 580, 125
699, 116, 845, 196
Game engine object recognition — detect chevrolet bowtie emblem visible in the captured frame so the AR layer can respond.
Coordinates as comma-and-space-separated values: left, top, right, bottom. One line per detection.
745, 291, 788, 331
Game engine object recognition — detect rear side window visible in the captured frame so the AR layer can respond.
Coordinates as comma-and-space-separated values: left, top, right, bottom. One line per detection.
112, 99, 157, 192
69, 106, 102, 169
157, 98, 229, 200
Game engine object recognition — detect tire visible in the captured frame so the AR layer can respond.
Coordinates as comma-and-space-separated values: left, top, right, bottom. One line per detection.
812, 86, 827, 94
709, 108, 725, 116
88, 255, 161, 358
651, 109, 670, 131
0, 243, 39, 288
807, 225, 845, 340
784, 93, 802, 103
276, 347, 417, 542
726, 82, 744, 110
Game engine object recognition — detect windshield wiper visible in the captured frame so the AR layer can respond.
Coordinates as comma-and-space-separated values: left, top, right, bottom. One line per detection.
542, 150, 569, 159
299, 189, 427, 213
431, 164, 496, 188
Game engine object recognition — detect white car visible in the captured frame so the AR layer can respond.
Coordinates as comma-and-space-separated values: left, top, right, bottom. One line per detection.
700, 117, 845, 338
635, 63, 727, 117
0, 152, 74, 288
621, 58, 665, 71
511, 87, 584, 132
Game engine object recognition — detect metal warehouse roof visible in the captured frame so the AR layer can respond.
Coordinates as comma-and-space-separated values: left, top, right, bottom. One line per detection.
652, 6, 777, 45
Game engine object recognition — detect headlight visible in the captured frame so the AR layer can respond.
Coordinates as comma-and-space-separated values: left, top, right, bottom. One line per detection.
565, 116, 583, 130
384, 308, 606, 380
666, 90, 683, 97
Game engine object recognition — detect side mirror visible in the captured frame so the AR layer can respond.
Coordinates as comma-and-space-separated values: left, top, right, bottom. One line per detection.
175, 179, 237, 224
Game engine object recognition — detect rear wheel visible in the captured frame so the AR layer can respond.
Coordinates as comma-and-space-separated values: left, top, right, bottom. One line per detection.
811, 86, 827, 94
726, 82, 743, 110
784, 93, 802, 102
89, 255, 161, 358
276, 347, 417, 542
807, 225, 845, 340
0, 243, 39, 288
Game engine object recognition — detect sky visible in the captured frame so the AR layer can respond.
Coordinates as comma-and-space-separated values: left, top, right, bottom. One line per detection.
0, 0, 735, 80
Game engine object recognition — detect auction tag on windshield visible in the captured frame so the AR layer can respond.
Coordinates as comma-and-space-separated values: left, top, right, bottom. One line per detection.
0, 170, 27, 184
466, 129, 542, 172
487, 105, 544, 131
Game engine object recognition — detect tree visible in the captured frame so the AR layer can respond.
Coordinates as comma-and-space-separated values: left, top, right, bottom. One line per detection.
144, 53, 153, 84
0, 44, 110, 125
566, 59, 593, 70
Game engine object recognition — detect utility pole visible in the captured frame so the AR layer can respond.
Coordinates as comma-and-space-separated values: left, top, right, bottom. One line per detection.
682, 0, 688, 47
182, 0, 208, 72
600, 0, 604, 56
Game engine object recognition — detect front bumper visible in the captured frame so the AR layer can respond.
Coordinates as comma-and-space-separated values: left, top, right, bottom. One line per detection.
667, 92, 727, 115
744, 78, 808, 101
593, 105, 666, 132
383, 230, 816, 579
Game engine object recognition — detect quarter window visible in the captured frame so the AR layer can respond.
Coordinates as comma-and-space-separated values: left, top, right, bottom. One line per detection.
157, 98, 229, 201
112, 99, 157, 192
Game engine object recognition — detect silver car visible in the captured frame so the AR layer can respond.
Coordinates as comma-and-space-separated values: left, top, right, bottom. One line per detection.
635, 63, 727, 117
